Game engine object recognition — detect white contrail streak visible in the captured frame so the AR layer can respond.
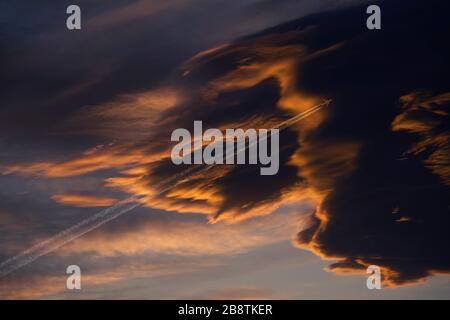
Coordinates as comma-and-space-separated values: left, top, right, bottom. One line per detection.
0, 100, 331, 278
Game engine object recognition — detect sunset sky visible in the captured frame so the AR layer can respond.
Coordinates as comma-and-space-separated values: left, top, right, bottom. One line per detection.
0, 0, 449, 299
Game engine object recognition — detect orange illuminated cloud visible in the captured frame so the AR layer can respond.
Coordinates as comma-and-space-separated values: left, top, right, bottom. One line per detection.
51, 194, 119, 207
60, 209, 302, 257
2, 144, 168, 178
1, 31, 345, 223
67, 87, 183, 140
392, 91, 450, 185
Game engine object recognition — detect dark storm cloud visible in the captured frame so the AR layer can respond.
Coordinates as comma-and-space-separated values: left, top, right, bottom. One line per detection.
1, 0, 449, 296
289, 0, 450, 285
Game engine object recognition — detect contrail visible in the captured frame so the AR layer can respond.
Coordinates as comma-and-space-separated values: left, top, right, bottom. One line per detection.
0, 100, 331, 278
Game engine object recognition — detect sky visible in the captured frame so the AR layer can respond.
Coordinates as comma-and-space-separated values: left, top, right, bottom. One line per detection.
0, 0, 449, 299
